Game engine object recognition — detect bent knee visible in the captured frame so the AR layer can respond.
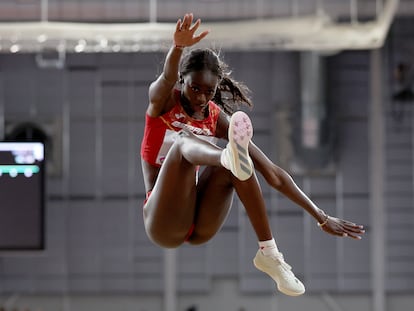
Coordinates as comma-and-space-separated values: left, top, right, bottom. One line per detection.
186, 230, 215, 245
146, 229, 184, 248
144, 221, 186, 248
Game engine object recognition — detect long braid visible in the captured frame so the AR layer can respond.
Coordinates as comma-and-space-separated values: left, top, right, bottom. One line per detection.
180, 48, 253, 115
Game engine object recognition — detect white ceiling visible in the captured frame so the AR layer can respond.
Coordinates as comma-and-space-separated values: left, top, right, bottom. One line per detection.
0, 0, 406, 53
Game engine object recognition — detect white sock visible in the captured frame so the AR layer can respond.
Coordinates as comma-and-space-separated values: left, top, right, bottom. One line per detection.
258, 238, 279, 257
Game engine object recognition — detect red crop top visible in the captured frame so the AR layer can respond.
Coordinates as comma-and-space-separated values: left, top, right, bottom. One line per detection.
141, 90, 221, 167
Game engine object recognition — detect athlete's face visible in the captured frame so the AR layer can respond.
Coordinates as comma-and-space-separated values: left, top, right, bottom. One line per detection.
181, 70, 219, 115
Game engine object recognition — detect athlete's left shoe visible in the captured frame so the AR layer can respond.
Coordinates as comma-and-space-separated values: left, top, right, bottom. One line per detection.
220, 111, 254, 181
253, 250, 305, 296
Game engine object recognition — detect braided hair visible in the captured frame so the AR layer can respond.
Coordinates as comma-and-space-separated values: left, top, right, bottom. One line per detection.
179, 48, 253, 115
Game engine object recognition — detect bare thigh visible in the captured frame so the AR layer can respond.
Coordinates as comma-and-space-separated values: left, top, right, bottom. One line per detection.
143, 143, 199, 247
187, 165, 236, 245
143, 131, 228, 248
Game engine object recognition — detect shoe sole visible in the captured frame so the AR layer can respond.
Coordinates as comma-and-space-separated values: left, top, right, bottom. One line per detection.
253, 256, 305, 297
228, 111, 253, 181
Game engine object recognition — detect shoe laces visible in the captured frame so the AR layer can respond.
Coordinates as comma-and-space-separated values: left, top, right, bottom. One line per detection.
271, 252, 292, 271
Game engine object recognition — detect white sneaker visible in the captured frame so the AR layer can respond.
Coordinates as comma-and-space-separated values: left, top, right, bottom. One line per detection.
221, 111, 253, 181
253, 250, 305, 296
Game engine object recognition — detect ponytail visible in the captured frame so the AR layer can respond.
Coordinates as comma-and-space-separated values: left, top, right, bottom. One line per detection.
213, 75, 253, 115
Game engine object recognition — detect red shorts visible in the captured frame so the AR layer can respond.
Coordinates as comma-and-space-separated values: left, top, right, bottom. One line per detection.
143, 190, 195, 242
144, 190, 152, 205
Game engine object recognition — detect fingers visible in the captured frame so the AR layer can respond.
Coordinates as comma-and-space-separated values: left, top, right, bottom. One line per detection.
175, 19, 182, 32
342, 221, 365, 237
180, 13, 193, 31
190, 18, 201, 32
324, 217, 365, 240
337, 218, 364, 231
334, 229, 362, 240
175, 13, 209, 46
346, 225, 365, 234
342, 228, 363, 239
187, 13, 194, 28
350, 234, 362, 240
342, 224, 365, 240
340, 219, 358, 226
193, 30, 210, 43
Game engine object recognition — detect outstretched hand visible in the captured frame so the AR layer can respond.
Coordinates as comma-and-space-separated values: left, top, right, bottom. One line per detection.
174, 13, 209, 48
319, 216, 365, 240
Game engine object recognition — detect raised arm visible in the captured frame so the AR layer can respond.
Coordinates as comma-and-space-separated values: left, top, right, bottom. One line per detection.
147, 13, 209, 117
248, 141, 365, 240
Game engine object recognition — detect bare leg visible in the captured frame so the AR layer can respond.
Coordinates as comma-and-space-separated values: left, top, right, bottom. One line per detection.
188, 166, 272, 244
144, 130, 273, 247
143, 131, 224, 248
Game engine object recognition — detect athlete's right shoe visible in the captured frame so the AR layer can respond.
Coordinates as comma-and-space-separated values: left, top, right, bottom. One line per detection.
221, 111, 254, 181
253, 250, 305, 296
